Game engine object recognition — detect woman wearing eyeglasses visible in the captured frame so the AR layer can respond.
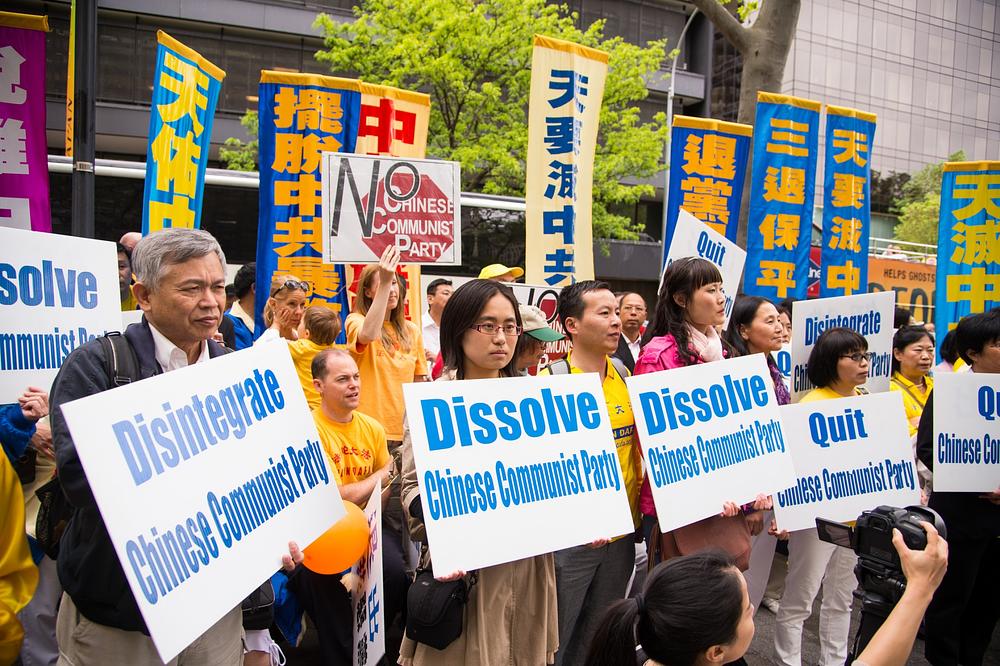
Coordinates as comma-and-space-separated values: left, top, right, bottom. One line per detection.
775, 327, 870, 666
399, 279, 558, 665
263, 274, 309, 340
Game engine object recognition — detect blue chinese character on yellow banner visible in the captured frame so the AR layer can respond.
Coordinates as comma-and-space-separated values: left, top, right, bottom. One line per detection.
820, 106, 876, 297
935, 161, 1000, 352
662, 116, 751, 259
744, 93, 821, 301
141, 31, 224, 234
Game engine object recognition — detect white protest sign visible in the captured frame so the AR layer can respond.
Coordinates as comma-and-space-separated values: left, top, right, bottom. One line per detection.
0, 227, 121, 401
932, 372, 1000, 492
626, 354, 797, 532
419, 274, 571, 370
352, 486, 385, 666
60, 340, 344, 662
663, 208, 746, 326
790, 291, 894, 402
773, 392, 919, 531
775, 344, 792, 393
403, 373, 634, 572
322, 154, 461, 265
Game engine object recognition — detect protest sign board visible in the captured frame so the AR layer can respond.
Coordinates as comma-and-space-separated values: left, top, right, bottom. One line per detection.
790, 291, 894, 402
352, 486, 385, 666
662, 208, 747, 326
626, 354, 797, 532
403, 373, 635, 572
322, 154, 461, 265
932, 372, 1000, 492
773, 392, 919, 531
0, 227, 121, 402
775, 344, 792, 392
419, 274, 570, 371
60, 340, 344, 661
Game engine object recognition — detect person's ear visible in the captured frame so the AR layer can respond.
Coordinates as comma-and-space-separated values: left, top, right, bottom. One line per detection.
893, 348, 904, 363
739, 324, 750, 341
132, 282, 152, 311
704, 644, 728, 664
673, 292, 687, 309
313, 377, 323, 393
564, 316, 580, 339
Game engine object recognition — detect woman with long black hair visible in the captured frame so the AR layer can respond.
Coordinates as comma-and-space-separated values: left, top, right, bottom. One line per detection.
398, 279, 558, 665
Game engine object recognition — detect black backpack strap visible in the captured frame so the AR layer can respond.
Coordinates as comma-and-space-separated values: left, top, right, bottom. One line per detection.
98, 332, 141, 387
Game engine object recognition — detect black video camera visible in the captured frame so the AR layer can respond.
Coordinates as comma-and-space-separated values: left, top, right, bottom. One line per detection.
817, 505, 946, 603
817, 505, 947, 662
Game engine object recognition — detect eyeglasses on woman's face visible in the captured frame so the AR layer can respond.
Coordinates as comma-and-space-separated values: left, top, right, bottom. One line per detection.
841, 351, 874, 364
469, 322, 523, 337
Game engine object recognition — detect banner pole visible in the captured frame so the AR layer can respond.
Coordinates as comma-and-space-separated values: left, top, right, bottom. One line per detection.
70, 0, 96, 238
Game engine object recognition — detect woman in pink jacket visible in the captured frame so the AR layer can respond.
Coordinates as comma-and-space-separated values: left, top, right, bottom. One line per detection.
635, 258, 770, 571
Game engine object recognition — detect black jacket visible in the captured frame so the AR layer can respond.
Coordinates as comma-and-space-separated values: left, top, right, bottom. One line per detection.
915, 390, 1000, 541
51, 320, 229, 632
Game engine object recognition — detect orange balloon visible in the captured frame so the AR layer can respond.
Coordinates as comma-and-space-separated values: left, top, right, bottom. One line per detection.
303, 501, 370, 575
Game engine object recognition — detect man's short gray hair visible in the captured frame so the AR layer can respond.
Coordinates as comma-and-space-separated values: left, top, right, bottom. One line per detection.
131, 228, 227, 290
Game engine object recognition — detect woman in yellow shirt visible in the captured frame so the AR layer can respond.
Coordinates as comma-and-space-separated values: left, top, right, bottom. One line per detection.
890, 325, 935, 438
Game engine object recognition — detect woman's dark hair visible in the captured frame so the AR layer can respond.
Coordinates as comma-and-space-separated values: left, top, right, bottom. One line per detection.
724, 295, 776, 358
777, 298, 794, 319
439, 279, 521, 379
584, 550, 745, 666
807, 327, 868, 389
891, 325, 934, 373
939, 329, 960, 365
643, 257, 725, 365
894, 306, 914, 329
954, 307, 1000, 366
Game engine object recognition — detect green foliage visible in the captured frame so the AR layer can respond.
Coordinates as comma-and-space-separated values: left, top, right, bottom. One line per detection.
892, 150, 966, 246
313, 0, 668, 239
219, 111, 258, 171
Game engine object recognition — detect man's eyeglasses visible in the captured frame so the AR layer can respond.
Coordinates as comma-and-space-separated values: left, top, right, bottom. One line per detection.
470, 323, 522, 337
841, 351, 875, 363
271, 279, 311, 297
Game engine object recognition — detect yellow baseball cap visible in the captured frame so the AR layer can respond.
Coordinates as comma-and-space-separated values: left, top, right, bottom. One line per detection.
478, 264, 524, 280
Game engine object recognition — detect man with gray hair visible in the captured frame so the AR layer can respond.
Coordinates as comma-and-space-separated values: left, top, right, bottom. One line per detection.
49, 229, 298, 664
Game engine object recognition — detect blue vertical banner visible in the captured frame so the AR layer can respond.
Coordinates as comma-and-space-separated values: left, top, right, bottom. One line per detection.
744, 93, 821, 302
142, 31, 224, 234
255, 72, 362, 334
663, 115, 752, 258
934, 161, 1000, 348
820, 106, 876, 297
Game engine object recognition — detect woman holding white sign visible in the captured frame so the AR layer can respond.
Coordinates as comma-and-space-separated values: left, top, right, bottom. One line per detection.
775, 327, 870, 666
724, 296, 792, 612
398, 279, 557, 665
636, 258, 766, 572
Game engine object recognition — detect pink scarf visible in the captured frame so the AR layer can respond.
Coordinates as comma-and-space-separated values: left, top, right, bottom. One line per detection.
686, 322, 724, 362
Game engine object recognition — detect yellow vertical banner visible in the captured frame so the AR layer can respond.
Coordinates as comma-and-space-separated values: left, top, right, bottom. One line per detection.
524, 35, 607, 286
65, 0, 75, 156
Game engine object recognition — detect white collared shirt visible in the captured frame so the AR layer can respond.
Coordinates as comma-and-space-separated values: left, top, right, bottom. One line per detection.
422, 318, 441, 356
228, 300, 255, 333
148, 322, 210, 372
623, 331, 641, 362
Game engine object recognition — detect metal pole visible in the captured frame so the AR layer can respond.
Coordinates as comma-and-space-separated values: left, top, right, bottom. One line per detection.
660, 7, 699, 265
70, 0, 96, 238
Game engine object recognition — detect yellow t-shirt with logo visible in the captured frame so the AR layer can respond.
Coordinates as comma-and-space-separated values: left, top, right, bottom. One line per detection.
345, 313, 428, 440
288, 338, 344, 412
312, 408, 391, 485
543, 353, 643, 530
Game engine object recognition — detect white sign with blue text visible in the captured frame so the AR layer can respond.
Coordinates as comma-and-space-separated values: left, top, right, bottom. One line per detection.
626, 354, 796, 533
790, 291, 895, 403
662, 208, 746, 327
403, 373, 635, 573
352, 485, 385, 666
0, 227, 122, 402
932, 372, 1000, 492
772, 391, 919, 532
60, 340, 345, 662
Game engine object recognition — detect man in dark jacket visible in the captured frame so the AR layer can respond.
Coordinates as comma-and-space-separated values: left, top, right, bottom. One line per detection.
50, 229, 293, 664
916, 308, 1000, 666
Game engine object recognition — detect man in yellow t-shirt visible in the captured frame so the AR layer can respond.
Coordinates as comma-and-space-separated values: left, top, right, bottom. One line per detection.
540, 280, 643, 666
289, 349, 405, 664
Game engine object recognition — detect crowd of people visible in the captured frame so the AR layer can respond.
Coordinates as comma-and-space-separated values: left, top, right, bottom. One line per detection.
2, 227, 998, 666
